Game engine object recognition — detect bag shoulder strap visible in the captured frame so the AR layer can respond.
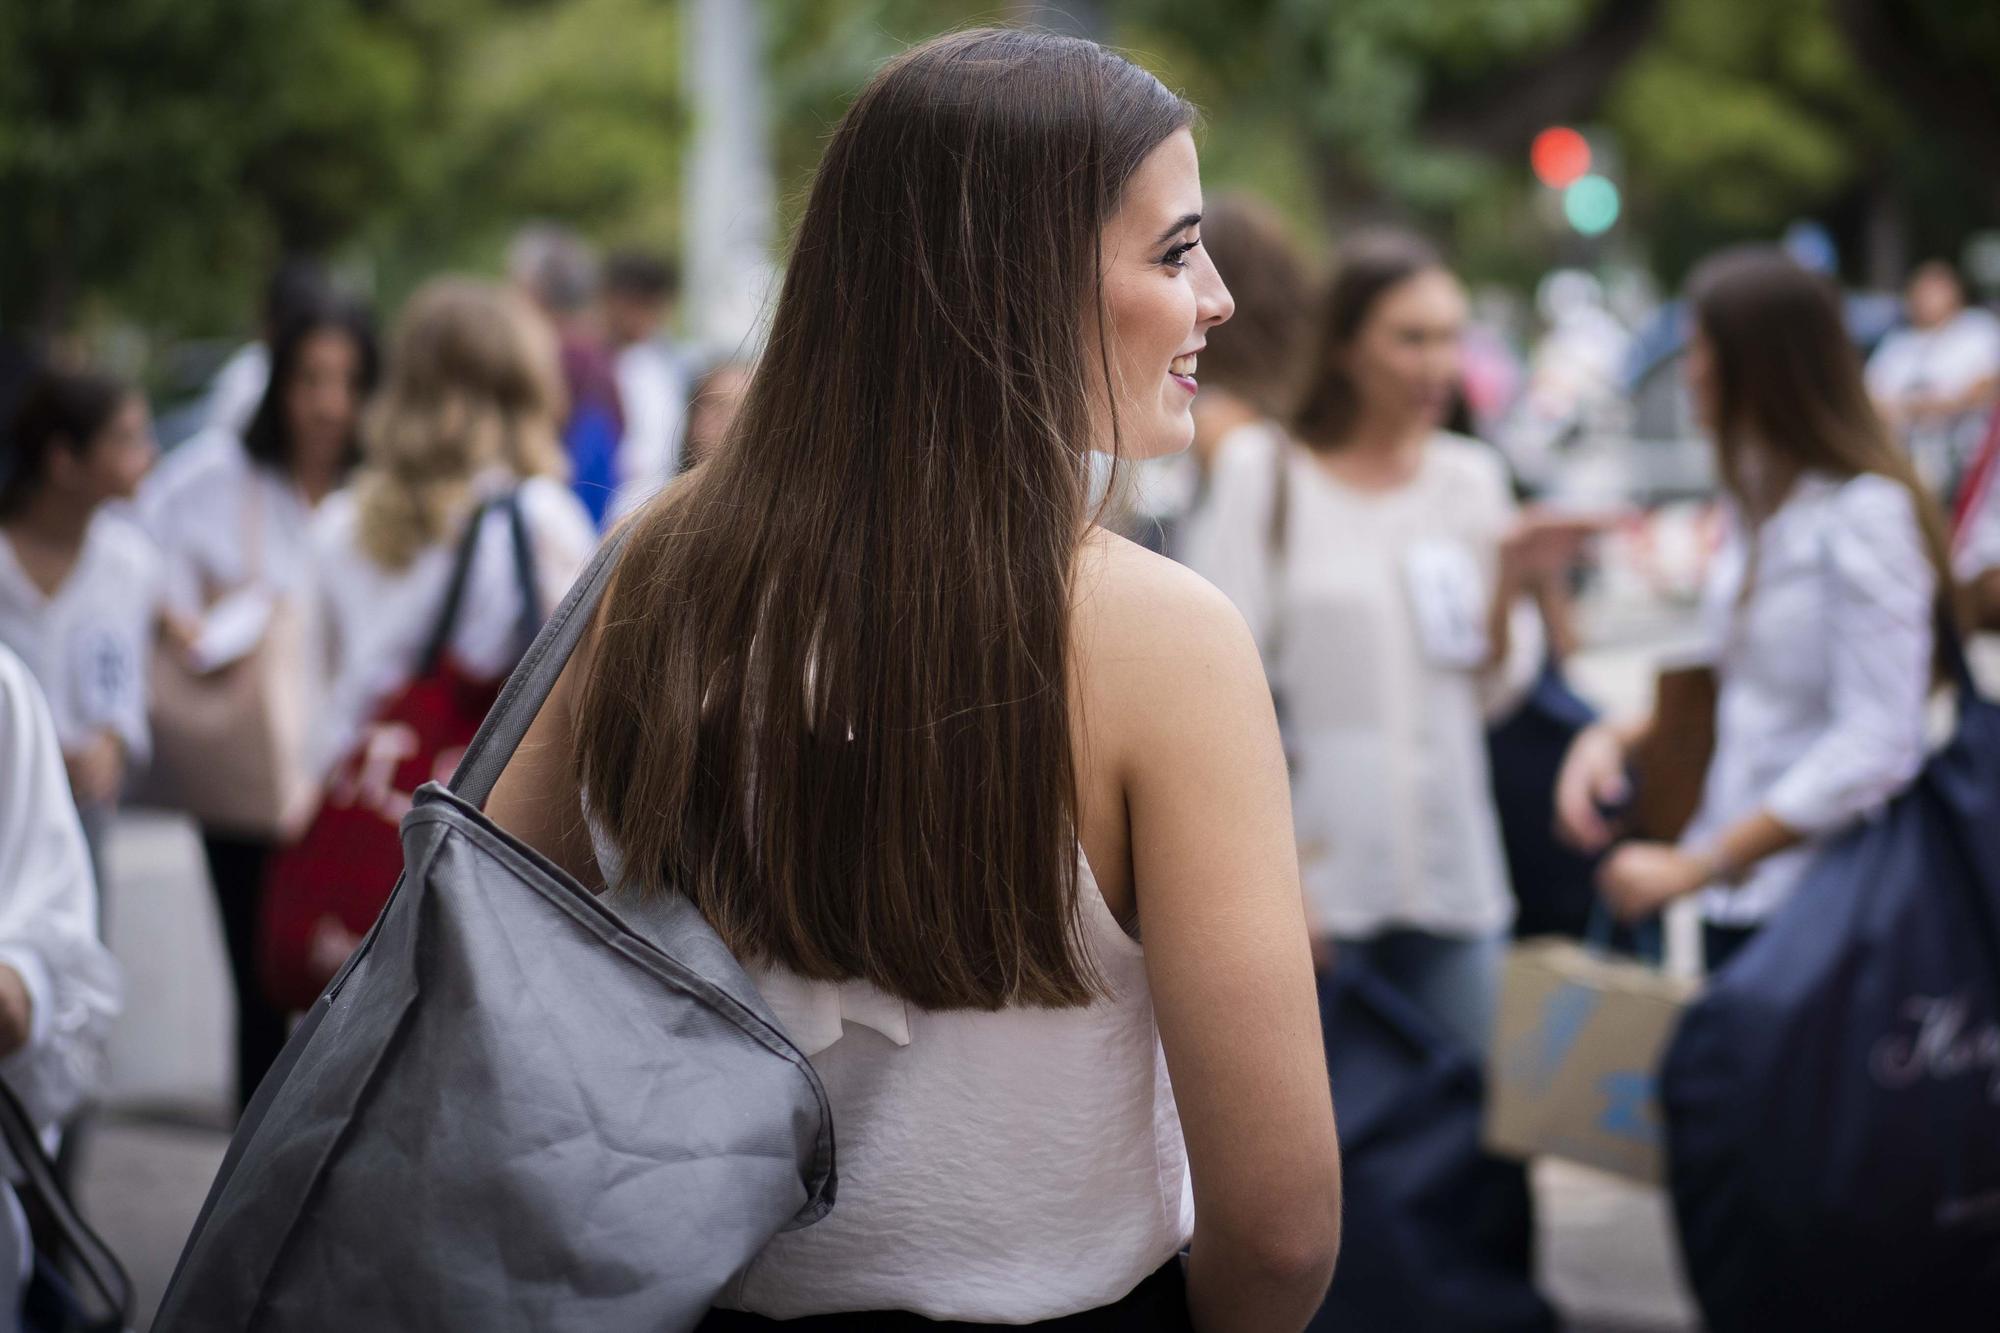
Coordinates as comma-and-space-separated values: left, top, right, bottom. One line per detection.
1264, 435, 1291, 662
506, 489, 542, 654
449, 520, 633, 806
418, 495, 509, 677
0, 1079, 131, 1327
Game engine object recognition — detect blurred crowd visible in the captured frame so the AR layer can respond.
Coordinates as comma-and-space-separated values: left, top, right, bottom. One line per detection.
1, 189, 1999, 1325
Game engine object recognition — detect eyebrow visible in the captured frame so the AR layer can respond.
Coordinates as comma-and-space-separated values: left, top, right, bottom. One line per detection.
1154, 212, 1202, 246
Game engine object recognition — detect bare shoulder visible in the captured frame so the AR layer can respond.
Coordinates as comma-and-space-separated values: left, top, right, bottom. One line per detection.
1072, 528, 1272, 752
1076, 527, 1258, 657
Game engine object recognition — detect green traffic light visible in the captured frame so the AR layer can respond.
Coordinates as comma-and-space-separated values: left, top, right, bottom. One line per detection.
1563, 175, 1620, 235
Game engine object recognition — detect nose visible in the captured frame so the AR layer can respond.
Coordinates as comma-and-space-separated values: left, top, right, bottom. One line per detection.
1195, 247, 1234, 330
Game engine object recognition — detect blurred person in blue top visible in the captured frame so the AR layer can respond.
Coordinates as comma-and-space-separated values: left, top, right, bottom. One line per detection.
508, 224, 625, 528
1558, 247, 1960, 972
0, 369, 162, 889
601, 251, 690, 505
139, 293, 379, 1113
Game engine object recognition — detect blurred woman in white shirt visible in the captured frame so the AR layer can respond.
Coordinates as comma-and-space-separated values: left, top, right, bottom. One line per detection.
138, 295, 379, 1113
310, 278, 596, 782
0, 644, 120, 1320
0, 369, 162, 885
1558, 247, 1959, 972
1189, 232, 1597, 1055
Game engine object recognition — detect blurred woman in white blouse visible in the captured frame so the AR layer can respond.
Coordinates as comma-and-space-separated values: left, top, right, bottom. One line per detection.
0, 645, 119, 1320
1188, 232, 1598, 1055
1557, 247, 1960, 972
310, 278, 596, 782
138, 295, 378, 1113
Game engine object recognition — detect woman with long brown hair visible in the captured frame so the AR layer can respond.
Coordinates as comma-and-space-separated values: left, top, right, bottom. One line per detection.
487, 28, 1338, 1331
1558, 247, 1956, 970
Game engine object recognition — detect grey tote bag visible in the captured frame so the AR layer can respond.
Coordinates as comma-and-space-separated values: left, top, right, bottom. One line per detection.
153, 531, 836, 1333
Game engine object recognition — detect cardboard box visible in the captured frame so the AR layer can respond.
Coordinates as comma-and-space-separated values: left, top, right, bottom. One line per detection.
1485, 938, 1698, 1184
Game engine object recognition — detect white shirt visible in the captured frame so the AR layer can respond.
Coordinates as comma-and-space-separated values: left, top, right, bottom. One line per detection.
202, 342, 270, 440
1682, 473, 1936, 926
136, 428, 320, 619
627, 855, 1192, 1322
0, 646, 121, 1315
1866, 309, 2000, 408
1187, 428, 1541, 939
308, 475, 597, 775
612, 340, 688, 511
0, 515, 162, 763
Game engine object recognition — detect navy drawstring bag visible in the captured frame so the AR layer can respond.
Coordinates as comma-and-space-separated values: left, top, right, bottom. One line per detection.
1662, 629, 2000, 1331
1311, 965, 1556, 1333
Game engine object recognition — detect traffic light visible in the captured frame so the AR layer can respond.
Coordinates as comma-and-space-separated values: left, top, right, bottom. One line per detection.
1562, 176, 1620, 236
1532, 126, 1620, 237
1530, 127, 1591, 189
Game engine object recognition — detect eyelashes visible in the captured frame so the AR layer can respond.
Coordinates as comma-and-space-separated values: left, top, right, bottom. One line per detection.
1160, 239, 1200, 271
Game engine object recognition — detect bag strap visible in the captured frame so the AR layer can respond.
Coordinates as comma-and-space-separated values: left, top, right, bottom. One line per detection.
417, 495, 505, 677
1949, 401, 2000, 553
0, 1079, 132, 1329
505, 490, 542, 656
448, 520, 633, 806
1264, 435, 1291, 665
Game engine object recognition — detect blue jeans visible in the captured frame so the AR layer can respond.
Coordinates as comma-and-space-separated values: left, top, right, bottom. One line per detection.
1331, 927, 1506, 1058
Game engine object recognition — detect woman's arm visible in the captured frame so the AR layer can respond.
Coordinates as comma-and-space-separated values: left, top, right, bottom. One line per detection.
1106, 557, 1339, 1332
1601, 478, 1936, 920
484, 645, 603, 891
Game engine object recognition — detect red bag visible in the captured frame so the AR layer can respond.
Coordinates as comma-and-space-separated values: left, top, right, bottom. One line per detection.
259, 494, 540, 1011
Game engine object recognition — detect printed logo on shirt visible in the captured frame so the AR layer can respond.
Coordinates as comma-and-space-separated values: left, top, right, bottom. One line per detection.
71, 621, 138, 728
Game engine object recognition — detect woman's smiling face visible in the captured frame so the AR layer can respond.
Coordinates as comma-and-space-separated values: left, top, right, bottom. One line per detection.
1086, 129, 1235, 460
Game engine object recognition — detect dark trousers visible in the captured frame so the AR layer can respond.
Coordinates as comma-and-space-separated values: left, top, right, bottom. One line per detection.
695, 1258, 1191, 1331
199, 831, 289, 1117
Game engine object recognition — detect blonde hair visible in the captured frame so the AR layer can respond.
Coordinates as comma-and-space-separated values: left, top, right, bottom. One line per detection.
355, 278, 568, 569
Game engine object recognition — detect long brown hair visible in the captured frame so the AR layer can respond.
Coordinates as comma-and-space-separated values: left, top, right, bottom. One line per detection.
354, 279, 566, 569
1687, 247, 1961, 643
575, 29, 1193, 1009
1291, 230, 1443, 451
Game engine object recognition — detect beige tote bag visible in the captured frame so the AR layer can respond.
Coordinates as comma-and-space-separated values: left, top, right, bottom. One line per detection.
140, 485, 317, 838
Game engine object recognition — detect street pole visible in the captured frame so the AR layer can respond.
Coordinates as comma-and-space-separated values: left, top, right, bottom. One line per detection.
685, 0, 779, 357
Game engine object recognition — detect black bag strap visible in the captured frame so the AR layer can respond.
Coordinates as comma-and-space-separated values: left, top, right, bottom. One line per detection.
0, 1079, 132, 1331
505, 490, 542, 657
448, 519, 634, 806
417, 495, 505, 677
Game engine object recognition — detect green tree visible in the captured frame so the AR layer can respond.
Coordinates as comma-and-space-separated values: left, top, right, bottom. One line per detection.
0, 0, 429, 336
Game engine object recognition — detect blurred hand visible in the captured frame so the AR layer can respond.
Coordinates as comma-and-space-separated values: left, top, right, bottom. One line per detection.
1555, 722, 1630, 852
64, 731, 124, 808
0, 964, 32, 1059
1598, 842, 1710, 924
1501, 507, 1627, 585
307, 915, 363, 989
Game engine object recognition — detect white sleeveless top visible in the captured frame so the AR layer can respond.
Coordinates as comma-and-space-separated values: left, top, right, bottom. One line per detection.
592, 819, 1194, 1322
715, 853, 1193, 1320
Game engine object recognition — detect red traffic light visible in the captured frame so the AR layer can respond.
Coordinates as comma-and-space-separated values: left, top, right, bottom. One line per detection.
1531, 127, 1591, 189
